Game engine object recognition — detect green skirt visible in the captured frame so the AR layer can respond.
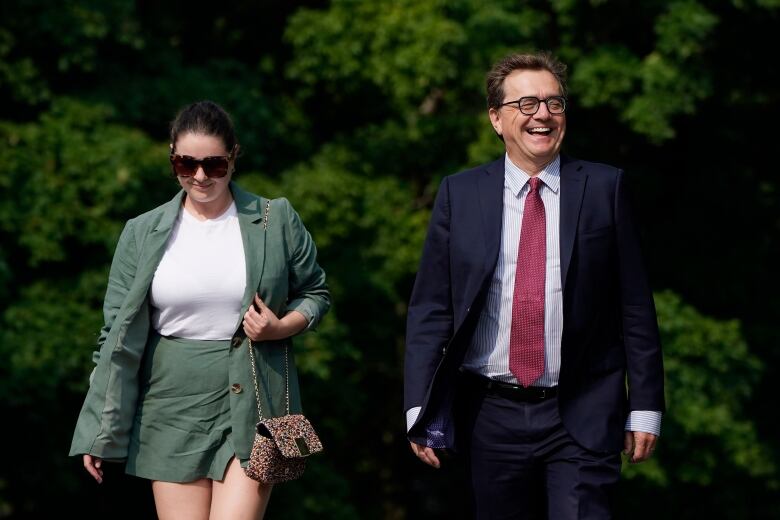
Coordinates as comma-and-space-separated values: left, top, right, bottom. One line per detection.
125, 334, 236, 482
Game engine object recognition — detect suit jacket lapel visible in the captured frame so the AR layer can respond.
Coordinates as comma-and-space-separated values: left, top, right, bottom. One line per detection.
232, 182, 267, 319
559, 156, 586, 292
475, 158, 505, 297
126, 190, 185, 305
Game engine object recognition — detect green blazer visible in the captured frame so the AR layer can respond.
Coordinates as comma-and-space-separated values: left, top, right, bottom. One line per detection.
69, 182, 330, 463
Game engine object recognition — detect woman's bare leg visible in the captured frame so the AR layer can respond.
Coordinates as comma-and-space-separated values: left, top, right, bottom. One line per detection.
210, 457, 273, 520
152, 478, 212, 520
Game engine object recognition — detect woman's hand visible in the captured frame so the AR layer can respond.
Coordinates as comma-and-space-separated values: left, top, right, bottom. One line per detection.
83, 454, 104, 483
243, 295, 283, 341
243, 295, 309, 341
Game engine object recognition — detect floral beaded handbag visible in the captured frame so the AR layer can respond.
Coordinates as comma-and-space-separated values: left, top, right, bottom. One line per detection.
244, 340, 324, 484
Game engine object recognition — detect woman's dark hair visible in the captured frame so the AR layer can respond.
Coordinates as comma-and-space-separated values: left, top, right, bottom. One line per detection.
486, 51, 567, 109
170, 100, 238, 152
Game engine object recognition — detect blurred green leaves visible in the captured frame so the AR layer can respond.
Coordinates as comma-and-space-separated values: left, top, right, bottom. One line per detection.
0, 28, 50, 105
0, 98, 168, 265
287, 0, 467, 110
624, 292, 774, 487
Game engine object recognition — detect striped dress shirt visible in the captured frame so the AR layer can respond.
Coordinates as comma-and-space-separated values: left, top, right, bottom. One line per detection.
407, 154, 661, 437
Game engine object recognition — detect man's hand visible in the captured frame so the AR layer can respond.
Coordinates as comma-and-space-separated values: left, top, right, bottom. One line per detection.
623, 431, 658, 463
410, 441, 441, 469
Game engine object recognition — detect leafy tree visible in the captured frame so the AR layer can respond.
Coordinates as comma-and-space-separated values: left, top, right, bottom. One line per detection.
620, 291, 776, 518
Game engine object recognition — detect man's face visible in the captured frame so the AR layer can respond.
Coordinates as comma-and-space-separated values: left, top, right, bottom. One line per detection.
489, 69, 566, 171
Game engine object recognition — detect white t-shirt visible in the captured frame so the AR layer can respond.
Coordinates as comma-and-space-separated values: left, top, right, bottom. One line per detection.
150, 201, 247, 339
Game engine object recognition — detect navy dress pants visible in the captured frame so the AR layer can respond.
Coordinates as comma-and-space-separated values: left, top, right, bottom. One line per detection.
456, 386, 622, 520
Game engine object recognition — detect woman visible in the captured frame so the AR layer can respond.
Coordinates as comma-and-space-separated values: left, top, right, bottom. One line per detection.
70, 101, 330, 519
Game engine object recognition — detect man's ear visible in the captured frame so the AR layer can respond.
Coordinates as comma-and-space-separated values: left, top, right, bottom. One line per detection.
488, 108, 502, 137
488, 108, 504, 141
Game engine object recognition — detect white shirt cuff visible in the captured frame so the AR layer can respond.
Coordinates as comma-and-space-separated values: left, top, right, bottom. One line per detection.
625, 410, 662, 436
406, 406, 422, 433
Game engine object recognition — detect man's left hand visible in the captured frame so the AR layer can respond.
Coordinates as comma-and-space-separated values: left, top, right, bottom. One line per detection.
623, 431, 658, 463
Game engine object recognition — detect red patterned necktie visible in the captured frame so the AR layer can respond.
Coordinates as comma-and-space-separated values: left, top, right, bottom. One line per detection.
509, 176, 546, 387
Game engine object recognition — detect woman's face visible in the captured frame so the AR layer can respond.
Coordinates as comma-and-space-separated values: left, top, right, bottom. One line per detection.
172, 132, 235, 207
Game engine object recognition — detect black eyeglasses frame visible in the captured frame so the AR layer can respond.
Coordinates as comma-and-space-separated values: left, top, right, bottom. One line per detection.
499, 96, 567, 116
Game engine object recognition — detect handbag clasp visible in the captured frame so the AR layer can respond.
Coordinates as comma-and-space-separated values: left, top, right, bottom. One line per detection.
295, 437, 310, 456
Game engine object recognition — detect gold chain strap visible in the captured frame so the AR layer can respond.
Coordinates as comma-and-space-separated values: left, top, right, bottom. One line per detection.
247, 198, 291, 420
248, 339, 291, 420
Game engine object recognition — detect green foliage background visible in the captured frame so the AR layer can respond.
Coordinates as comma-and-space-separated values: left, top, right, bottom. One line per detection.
1, 0, 778, 518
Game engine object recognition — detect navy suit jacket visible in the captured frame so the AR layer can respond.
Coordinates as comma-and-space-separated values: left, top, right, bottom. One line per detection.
404, 155, 664, 453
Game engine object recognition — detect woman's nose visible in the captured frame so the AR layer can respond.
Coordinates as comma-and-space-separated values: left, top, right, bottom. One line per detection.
193, 166, 208, 181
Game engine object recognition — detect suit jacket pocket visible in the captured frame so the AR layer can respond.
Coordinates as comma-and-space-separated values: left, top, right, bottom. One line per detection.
580, 225, 612, 239
589, 348, 625, 376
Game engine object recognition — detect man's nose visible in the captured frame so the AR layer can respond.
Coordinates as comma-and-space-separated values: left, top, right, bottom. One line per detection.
534, 101, 552, 118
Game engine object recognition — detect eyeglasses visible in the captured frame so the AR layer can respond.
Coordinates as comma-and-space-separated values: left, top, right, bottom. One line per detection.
500, 96, 567, 115
169, 148, 236, 178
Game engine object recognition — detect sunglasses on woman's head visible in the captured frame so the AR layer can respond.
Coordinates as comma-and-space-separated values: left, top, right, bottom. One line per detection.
169, 149, 234, 178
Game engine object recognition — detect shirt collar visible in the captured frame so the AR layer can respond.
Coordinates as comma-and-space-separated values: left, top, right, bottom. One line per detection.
504, 153, 561, 196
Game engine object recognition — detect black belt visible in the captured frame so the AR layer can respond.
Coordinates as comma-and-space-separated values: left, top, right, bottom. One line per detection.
460, 370, 557, 402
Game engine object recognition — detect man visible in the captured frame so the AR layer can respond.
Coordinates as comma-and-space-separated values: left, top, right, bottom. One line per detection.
404, 51, 664, 519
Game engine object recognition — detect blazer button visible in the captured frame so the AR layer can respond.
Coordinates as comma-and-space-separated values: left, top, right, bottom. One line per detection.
231, 383, 243, 394
231, 336, 243, 349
